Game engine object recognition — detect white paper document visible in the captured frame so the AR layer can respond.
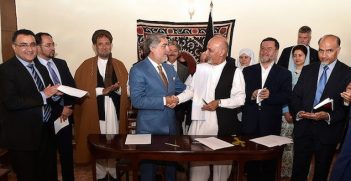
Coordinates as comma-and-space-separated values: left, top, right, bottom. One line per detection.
250, 135, 293, 148
54, 118, 69, 134
125, 134, 151, 145
195, 137, 234, 150
58, 85, 88, 98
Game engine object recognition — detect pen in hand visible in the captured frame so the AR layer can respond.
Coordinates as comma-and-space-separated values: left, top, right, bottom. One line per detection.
202, 99, 208, 105
165, 142, 180, 147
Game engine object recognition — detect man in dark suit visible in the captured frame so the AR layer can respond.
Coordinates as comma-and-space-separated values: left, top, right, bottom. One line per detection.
242, 37, 292, 181
0, 29, 60, 181
35, 32, 76, 181
290, 34, 351, 181
129, 33, 185, 181
167, 41, 190, 135
277, 26, 319, 68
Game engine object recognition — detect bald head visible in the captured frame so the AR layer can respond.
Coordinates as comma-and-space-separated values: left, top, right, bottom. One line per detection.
206, 35, 228, 65
318, 34, 341, 65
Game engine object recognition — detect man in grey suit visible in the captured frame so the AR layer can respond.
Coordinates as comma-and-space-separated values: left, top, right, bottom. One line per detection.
167, 41, 190, 134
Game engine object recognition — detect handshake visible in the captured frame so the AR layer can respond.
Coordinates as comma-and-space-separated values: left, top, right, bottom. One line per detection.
165, 95, 179, 108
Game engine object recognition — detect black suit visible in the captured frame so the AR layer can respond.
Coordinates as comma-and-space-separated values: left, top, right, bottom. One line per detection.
290, 60, 351, 181
0, 57, 60, 181
242, 63, 292, 181
277, 46, 319, 68
35, 57, 76, 181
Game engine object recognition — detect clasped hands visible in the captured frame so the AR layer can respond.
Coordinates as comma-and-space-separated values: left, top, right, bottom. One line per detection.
251, 88, 270, 101
341, 82, 351, 103
103, 82, 120, 95
165, 96, 219, 111
297, 111, 329, 121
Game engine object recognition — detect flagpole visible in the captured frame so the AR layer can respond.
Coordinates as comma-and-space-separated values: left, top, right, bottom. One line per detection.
210, 1, 214, 35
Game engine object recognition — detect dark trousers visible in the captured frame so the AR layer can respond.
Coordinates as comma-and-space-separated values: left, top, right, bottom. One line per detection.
10, 123, 57, 181
140, 160, 176, 181
246, 160, 276, 181
56, 123, 74, 181
291, 135, 337, 181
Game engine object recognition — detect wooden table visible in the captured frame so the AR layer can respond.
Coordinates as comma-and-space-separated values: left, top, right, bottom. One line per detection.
88, 134, 284, 181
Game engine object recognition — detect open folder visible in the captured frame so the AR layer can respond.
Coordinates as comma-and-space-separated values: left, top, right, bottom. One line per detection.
313, 98, 334, 112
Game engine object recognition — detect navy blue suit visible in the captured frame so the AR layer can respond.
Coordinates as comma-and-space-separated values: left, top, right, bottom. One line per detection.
129, 58, 185, 181
242, 63, 292, 181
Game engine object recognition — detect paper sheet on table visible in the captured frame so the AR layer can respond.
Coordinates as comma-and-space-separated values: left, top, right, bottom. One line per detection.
54, 118, 69, 134
250, 135, 293, 147
58, 85, 88, 98
195, 137, 234, 150
125, 134, 151, 145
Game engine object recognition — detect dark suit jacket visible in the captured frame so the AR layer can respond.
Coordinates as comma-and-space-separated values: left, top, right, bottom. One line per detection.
0, 57, 59, 150
277, 46, 319, 68
35, 58, 76, 107
290, 60, 351, 144
176, 61, 189, 83
242, 63, 292, 136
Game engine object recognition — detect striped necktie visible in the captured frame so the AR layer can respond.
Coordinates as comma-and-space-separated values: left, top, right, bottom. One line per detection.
314, 65, 329, 106
47, 61, 60, 84
27, 63, 51, 122
157, 65, 168, 89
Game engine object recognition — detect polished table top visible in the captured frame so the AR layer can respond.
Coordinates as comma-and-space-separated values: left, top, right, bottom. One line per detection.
88, 134, 284, 181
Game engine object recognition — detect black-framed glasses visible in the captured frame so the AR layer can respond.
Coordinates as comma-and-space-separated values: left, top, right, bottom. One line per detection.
14, 42, 37, 49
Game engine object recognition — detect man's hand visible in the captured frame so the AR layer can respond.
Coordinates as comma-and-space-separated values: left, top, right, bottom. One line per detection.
201, 100, 220, 111
60, 106, 73, 122
102, 82, 120, 95
341, 82, 351, 103
251, 90, 259, 100
43, 84, 59, 97
283, 112, 293, 123
258, 88, 270, 100
166, 95, 178, 108
299, 111, 329, 121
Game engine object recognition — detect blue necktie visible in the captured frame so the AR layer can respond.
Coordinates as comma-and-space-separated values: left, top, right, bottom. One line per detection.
47, 61, 60, 84
27, 64, 51, 122
314, 65, 329, 106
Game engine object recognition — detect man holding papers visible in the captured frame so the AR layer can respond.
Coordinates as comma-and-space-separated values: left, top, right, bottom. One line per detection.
35, 32, 76, 181
176, 35, 245, 181
290, 34, 351, 181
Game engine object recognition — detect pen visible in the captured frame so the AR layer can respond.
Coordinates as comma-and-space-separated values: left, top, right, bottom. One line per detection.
202, 99, 208, 105
165, 142, 180, 147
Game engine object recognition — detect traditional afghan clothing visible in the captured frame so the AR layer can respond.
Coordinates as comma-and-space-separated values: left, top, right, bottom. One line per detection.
74, 56, 129, 165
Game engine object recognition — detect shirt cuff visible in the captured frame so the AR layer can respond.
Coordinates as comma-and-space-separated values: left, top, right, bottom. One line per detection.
163, 97, 166, 105
96, 87, 104, 96
40, 91, 47, 104
295, 111, 303, 121
325, 113, 331, 125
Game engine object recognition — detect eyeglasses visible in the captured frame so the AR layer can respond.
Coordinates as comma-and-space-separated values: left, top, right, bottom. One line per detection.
14, 42, 37, 49
41, 43, 56, 48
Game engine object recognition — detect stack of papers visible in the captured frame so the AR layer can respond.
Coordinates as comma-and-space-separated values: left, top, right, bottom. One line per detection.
195, 137, 234, 150
125, 134, 151, 145
250, 135, 293, 147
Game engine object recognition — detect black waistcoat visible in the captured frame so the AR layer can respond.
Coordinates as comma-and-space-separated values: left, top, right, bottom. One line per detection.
215, 60, 240, 136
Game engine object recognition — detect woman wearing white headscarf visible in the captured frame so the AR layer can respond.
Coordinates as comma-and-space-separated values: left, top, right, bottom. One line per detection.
281, 44, 310, 178
236, 48, 256, 69
235, 48, 256, 123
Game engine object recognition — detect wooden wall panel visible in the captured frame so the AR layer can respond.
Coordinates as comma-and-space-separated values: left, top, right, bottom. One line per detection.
0, 0, 17, 62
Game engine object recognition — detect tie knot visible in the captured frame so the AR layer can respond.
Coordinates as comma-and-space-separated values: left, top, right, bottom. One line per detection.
323, 65, 329, 71
27, 63, 34, 68
157, 65, 162, 71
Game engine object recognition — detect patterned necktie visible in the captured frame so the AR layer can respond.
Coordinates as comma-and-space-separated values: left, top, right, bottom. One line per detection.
157, 65, 168, 89
27, 63, 51, 122
47, 61, 60, 84
314, 65, 329, 106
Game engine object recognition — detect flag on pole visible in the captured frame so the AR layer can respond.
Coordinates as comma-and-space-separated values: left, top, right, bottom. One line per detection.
203, 1, 214, 52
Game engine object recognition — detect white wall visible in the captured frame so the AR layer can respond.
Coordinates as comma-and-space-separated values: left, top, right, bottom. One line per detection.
3, 0, 351, 73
